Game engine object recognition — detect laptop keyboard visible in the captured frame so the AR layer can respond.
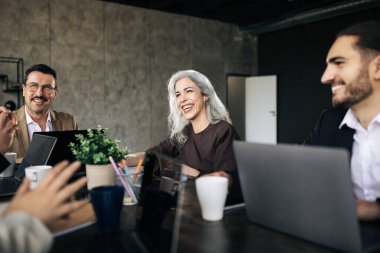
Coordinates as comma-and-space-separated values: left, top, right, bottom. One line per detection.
0, 178, 20, 196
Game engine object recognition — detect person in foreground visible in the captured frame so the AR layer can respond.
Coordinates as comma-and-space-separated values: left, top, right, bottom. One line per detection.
129, 70, 242, 203
304, 21, 380, 220
9, 64, 78, 159
1, 106, 88, 253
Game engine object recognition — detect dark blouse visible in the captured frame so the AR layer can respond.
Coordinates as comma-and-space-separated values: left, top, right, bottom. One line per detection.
149, 120, 240, 174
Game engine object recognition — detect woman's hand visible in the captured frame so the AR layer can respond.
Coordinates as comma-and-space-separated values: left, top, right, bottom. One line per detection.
203, 171, 232, 186
125, 152, 145, 167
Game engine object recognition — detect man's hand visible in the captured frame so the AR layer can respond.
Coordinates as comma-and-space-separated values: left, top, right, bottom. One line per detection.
356, 199, 380, 221
3, 161, 88, 225
0, 106, 17, 154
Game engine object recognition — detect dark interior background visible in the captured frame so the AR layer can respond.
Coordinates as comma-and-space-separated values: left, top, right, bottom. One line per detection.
258, 8, 380, 144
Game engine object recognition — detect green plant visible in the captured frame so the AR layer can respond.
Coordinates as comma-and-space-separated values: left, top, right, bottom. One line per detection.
69, 126, 128, 165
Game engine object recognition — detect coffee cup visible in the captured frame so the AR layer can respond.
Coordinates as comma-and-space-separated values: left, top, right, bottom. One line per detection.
25, 165, 53, 189
195, 176, 228, 221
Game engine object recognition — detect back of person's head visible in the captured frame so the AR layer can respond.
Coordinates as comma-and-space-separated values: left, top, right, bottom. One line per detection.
167, 70, 231, 143
25, 64, 57, 85
337, 20, 380, 59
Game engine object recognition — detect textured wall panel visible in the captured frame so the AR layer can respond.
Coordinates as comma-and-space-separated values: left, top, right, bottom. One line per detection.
51, 0, 104, 48
104, 4, 151, 151
0, 0, 49, 42
0, 0, 257, 153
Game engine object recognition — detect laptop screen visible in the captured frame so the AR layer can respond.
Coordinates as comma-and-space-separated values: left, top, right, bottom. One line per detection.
15, 134, 57, 180
127, 151, 185, 253
233, 140, 363, 253
33, 130, 93, 172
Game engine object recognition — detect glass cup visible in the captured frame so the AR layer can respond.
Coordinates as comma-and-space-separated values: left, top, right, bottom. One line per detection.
115, 169, 143, 205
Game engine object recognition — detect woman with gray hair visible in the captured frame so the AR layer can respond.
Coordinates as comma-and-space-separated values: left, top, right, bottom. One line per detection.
129, 70, 242, 203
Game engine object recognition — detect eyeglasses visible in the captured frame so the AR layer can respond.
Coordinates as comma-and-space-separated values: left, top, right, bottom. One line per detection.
25, 83, 57, 94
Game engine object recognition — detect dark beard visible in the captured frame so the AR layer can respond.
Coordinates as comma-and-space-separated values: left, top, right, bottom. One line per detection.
332, 67, 372, 108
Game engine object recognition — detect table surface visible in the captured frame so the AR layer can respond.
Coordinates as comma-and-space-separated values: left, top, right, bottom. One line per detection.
48, 180, 374, 253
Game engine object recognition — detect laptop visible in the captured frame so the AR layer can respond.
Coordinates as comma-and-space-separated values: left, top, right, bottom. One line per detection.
0, 134, 57, 197
33, 130, 92, 173
233, 140, 380, 253
124, 151, 186, 253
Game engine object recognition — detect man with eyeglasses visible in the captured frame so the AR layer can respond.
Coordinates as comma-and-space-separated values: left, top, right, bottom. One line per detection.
9, 64, 78, 159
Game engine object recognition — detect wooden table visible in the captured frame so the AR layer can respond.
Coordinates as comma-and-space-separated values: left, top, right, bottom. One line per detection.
50, 180, 360, 253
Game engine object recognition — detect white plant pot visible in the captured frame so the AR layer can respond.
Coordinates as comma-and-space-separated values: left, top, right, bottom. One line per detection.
86, 164, 115, 190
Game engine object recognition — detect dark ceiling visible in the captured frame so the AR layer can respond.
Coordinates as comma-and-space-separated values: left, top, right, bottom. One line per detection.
103, 0, 348, 27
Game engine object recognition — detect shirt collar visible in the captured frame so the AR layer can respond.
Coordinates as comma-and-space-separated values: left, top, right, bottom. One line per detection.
339, 108, 380, 130
24, 106, 51, 125
339, 109, 360, 130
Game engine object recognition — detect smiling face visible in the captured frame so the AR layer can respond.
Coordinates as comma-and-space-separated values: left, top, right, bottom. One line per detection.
23, 71, 57, 117
175, 77, 208, 122
321, 36, 373, 108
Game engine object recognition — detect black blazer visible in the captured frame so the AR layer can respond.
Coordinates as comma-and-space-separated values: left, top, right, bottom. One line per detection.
304, 108, 355, 155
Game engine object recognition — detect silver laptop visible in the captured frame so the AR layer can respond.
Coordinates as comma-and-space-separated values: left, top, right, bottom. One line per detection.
233, 140, 380, 253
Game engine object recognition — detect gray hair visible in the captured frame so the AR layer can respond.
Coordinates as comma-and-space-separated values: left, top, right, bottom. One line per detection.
167, 70, 231, 144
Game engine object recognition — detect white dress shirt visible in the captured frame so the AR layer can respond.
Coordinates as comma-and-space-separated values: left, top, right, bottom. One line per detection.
25, 107, 52, 141
340, 109, 380, 201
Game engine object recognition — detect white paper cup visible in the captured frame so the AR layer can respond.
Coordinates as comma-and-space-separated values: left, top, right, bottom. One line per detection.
0, 152, 17, 178
195, 176, 228, 221
25, 165, 52, 189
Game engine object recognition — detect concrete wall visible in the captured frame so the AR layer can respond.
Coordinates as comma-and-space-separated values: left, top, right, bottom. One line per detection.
0, 0, 257, 152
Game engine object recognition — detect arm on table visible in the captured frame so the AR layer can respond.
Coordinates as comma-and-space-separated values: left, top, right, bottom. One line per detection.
126, 152, 146, 166
356, 199, 380, 221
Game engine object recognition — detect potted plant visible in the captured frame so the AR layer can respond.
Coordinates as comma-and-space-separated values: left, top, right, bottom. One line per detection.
69, 126, 128, 190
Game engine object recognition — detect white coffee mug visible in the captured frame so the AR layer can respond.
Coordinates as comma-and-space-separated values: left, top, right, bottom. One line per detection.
195, 176, 228, 221
0, 152, 17, 178
25, 165, 53, 189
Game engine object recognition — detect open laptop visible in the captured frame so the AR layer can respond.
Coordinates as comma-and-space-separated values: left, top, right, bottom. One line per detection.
233, 140, 380, 253
33, 130, 92, 173
0, 134, 57, 197
124, 152, 186, 253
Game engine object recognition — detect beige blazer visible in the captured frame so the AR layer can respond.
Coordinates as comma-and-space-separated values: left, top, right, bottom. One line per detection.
9, 106, 78, 159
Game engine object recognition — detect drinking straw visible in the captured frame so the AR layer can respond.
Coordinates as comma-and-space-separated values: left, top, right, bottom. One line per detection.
109, 156, 138, 203
133, 159, 143, 183
119, 159, 135, 186
123, 165, 135, 187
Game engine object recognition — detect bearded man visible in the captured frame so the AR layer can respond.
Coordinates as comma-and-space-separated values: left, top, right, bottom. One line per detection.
305, 21, 380, 220
9, 64, 78, 159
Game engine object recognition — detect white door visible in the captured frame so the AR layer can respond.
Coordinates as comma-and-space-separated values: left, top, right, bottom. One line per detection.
245, 76, 277, 144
